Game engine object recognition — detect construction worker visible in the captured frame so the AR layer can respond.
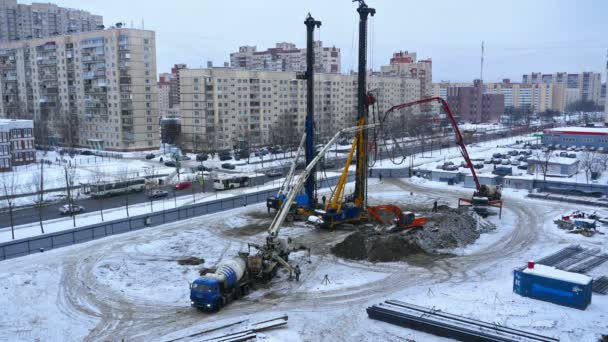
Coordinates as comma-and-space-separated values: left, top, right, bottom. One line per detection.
433, 200, 438, 212
295, 265, 301, 282
379, 173, 382, 182
322, 195, 326, 206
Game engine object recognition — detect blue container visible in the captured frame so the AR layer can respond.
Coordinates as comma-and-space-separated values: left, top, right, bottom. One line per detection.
513, 265, 593, 310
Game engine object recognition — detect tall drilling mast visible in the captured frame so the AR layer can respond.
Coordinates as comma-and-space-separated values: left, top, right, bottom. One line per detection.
304, 13, 321, 206
353, 0, 375, 209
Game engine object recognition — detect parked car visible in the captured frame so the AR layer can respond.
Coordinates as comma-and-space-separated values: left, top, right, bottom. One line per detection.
492, 158, 502, 164
501, 159, 510, 165
508, 150, 519, 156
221, 163, 236, 170
492, 153, 502, 158
164, 160, 177, 167
219, 155, 233, 161
197, 165, 213, 172
483, 158, 492, 164
518, 163, 528, 170
178, 155, 191, 161
196, 153, 208, 162
265, 169, 283, 177
559, 152, 569, 157
80, 150, 94, 156
175, 182, 192, 190
59, 204, 85, 215
567, 153, 577, 158
149, 189, 169, 198
473, 163, 484, 169
510, 160, 519, 166
145, 153, 156, 160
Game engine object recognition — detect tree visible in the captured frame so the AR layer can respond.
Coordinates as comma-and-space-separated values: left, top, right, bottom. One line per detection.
1, 172, 17, 239
579, 152, 601, 184
63, 165, 77, 227
566, 100, 602, 113
534, 150, 553, 181
31, 162, 45, 234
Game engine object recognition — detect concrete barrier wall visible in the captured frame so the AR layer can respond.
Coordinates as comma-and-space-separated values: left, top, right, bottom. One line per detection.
0, 174, 362, 261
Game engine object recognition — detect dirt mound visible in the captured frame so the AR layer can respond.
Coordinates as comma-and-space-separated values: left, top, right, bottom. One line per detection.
331, 231, 368, 260
332, 207, 495, 262
177, 256, 205, 265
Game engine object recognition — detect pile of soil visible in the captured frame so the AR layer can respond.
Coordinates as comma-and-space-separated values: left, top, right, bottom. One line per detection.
331, 206, 495, 262
177, 256, 205, 265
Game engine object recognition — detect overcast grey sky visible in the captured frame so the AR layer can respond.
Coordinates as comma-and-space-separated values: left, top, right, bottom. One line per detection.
44, 0, 607, 82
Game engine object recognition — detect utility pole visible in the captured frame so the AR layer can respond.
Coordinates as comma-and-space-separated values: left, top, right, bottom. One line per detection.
303, 13, 321, 207
353, 0, 375, 208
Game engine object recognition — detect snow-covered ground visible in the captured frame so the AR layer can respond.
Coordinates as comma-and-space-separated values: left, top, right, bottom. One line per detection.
0, 176, 606, 341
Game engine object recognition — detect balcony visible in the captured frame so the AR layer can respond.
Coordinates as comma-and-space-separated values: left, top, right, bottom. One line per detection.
83, 71, 94, 80
119, 77, 132, 85
118, 44, 130, 52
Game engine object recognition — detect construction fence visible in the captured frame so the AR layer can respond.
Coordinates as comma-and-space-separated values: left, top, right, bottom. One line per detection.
0, 173, 364, 261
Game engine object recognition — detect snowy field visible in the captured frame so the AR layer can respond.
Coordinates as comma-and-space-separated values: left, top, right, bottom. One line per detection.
0, 176, 606, 341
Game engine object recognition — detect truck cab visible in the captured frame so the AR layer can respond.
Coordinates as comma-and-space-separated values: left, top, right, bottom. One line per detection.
190, 277, 221, 311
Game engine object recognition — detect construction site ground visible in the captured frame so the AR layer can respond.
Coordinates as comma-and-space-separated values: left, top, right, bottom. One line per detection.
1, 178, 607, 341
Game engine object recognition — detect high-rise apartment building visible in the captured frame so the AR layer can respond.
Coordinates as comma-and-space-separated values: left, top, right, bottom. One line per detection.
0, 0, 103, 43
230, 41, 341, 73
522, 72, 602, 106
484, 79, 566, 113
179, 68, 420, 152
380, 51, 432, 101
0, 28, 159, 151
169, 63, 186, 108
447, 80, 504, 123
158, 73, 171, 118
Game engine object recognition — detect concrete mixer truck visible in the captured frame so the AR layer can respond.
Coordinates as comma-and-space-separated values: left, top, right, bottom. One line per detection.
190, 254, 252, 311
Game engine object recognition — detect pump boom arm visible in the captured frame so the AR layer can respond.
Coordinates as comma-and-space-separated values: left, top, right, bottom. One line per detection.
277, 133, 307, 197
383, 97, 481, 190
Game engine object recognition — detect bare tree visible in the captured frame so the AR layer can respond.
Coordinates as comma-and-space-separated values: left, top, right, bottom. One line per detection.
31, 162, 45, 234
534, 150, 553, 181
63, 165, 77, 227
579, 152, 601, 184
1, 172, 17, 239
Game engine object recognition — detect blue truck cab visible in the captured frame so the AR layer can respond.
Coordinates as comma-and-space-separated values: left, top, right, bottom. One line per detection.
190, 277, 221, 311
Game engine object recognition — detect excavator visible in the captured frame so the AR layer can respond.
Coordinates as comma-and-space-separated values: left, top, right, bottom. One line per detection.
367, 204, 427, 231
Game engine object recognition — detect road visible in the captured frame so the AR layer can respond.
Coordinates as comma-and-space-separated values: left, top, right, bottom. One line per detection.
0, 124, 548, 231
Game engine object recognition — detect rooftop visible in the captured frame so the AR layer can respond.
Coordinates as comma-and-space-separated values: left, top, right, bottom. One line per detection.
544, 126, 608, 135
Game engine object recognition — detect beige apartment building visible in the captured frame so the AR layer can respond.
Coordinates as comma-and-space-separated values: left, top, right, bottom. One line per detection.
0, 0, 103, 42
0, 28, 159, 151
522, 72, 602, 106
179, 68, 420, 152
230, 41, 341, 74
484, 80, 566, 113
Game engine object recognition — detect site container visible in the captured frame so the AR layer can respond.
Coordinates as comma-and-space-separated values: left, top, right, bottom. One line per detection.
513, 262, 593, 310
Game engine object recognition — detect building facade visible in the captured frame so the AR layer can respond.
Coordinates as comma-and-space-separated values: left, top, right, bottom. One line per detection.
446, 80, 504, 123
522, 72, 603, 106
230, 41, 341, 74
158, 73, 171, 118
0, 119, 35, 171
0, 0, 103, 43
0, 28, 159, 151
380, 51, 432, 102
542, 127, 608, 151
484, 79, 566, 113
179, 68, 421, 152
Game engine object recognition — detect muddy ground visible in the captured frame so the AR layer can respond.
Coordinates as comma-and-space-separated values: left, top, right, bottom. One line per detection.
332, 205, 496, 262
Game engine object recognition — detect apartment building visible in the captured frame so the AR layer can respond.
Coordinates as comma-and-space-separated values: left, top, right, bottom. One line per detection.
0, 28, 159, 151
522, 72, 602, 106
0, 118, 35, 171
0, 0, 103, 43
230, 41, 341, 74
447, 80, 504, 123
158, 73, 171, 118
380, 51, 432, 101
484, 79, 566, 113
179, 68, 420, 152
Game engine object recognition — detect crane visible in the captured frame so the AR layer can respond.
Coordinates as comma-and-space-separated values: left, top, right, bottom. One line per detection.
266, 133, 308, 212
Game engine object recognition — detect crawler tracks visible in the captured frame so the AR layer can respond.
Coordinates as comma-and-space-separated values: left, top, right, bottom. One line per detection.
57, 179, 541, 340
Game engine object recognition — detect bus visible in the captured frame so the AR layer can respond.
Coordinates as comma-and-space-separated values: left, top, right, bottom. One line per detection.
213, 174, 250, 190
84, 178, 146, 198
